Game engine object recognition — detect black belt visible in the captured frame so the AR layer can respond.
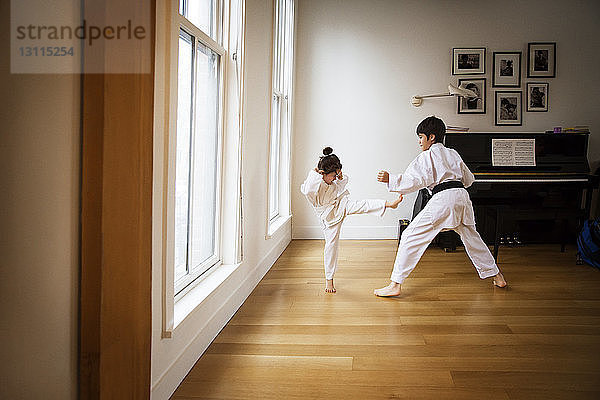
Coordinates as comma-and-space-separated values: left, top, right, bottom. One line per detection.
432, 181, 464, 195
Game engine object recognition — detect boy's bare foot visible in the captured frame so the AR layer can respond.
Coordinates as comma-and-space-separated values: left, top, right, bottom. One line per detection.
493, 272, 507, 288
386, 195, 403, 209
374, 282, 401, 297
325, 279, 336, 293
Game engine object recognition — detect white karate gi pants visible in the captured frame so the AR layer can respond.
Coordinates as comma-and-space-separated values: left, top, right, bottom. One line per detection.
390, 189, 499, 284
322, 199, 386, 280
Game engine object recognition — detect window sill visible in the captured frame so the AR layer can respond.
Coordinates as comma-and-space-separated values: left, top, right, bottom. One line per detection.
266, 213, 291, 239
172, 262, 240, 330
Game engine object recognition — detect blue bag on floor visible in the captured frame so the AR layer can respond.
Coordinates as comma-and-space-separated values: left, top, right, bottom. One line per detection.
577, 219, 600, 269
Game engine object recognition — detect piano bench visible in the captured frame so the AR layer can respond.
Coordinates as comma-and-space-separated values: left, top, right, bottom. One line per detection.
485, 205, 574, 263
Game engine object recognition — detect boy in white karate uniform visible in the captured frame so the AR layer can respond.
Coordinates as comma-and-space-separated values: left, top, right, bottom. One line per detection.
374, 116, 507, 297
301, 147, 403, 293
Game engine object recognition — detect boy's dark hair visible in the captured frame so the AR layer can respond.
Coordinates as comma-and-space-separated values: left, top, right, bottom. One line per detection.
416, 116, 446, 143
317, 147, 342, 174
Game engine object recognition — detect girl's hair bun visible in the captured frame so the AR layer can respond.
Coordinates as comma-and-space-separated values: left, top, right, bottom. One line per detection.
317, 147, 342, 173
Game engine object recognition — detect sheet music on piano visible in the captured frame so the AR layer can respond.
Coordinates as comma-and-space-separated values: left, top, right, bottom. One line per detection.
491, 138, 536, 167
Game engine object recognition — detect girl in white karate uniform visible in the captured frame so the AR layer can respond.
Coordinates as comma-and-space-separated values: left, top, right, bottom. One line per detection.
374, 117, 507, 297
301, 147, 403, 293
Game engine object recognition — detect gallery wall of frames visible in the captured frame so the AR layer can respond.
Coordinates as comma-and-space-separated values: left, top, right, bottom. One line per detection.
451, 43, 555, 126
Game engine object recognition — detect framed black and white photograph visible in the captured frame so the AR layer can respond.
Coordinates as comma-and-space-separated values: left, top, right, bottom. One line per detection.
527, 82, 549, 112
458, 78, 486, 114
452, 47, 486, 75
493, 52, 521, 87
528, 42, 556, 78
495, 91, 522, 126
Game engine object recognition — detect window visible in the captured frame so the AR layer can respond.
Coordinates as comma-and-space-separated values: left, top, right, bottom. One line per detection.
268, 96, 281, 220
179, 0, 216, 38
155, 0, 244, 334
174, 0, 224, 294
267, 0, 295, 229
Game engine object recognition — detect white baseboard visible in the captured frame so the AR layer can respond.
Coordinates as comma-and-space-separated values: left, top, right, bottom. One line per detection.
293, 225, 398, 240
151, 224, 291, 400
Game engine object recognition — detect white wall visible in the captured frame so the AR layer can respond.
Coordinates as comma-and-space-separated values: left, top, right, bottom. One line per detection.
0, 2, 80, 399
151, 0, 292, 398
292, 0, 600, 238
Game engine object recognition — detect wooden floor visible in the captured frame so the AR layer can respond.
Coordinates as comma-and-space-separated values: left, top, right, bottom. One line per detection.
172, 240, 600, 399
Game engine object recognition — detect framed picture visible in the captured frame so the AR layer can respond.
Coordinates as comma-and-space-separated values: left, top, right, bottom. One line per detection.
527, 42, 556, 78
458, 78, 486, 114
452, 47, 486, 75
526, 82, 549, 112
493, 52, 521, 87
495, 91, 522, 126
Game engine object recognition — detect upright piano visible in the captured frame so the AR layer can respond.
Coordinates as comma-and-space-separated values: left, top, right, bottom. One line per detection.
444, 132, 599, 260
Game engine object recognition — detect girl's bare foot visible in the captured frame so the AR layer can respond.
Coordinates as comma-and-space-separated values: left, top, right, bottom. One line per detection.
493, 272, 507, 288
374, 282, 401, 297
325, 279, 336, 293
386, 195, 403, 209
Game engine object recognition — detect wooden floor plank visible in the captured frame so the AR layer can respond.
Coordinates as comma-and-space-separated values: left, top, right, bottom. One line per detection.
173, 385, 511, 400
352, 356, 600, 373
181, 369, 454, 386
423, 333, 600, 346
451, 370, 600, 391
188, 353, 353, 371
505, 389, 600, 400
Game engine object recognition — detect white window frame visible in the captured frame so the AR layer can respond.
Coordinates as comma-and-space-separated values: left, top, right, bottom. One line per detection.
170, 1, 226, 298
155, 0, 245, 337
267, 0, 295, 237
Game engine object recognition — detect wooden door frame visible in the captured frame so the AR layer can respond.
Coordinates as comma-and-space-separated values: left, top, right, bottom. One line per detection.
79, 2, 155, 398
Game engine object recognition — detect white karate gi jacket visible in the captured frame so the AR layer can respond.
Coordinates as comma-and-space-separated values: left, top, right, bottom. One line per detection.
300, 170, 350, 228
387, 143, 476, 227
386, 143, 499, 283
